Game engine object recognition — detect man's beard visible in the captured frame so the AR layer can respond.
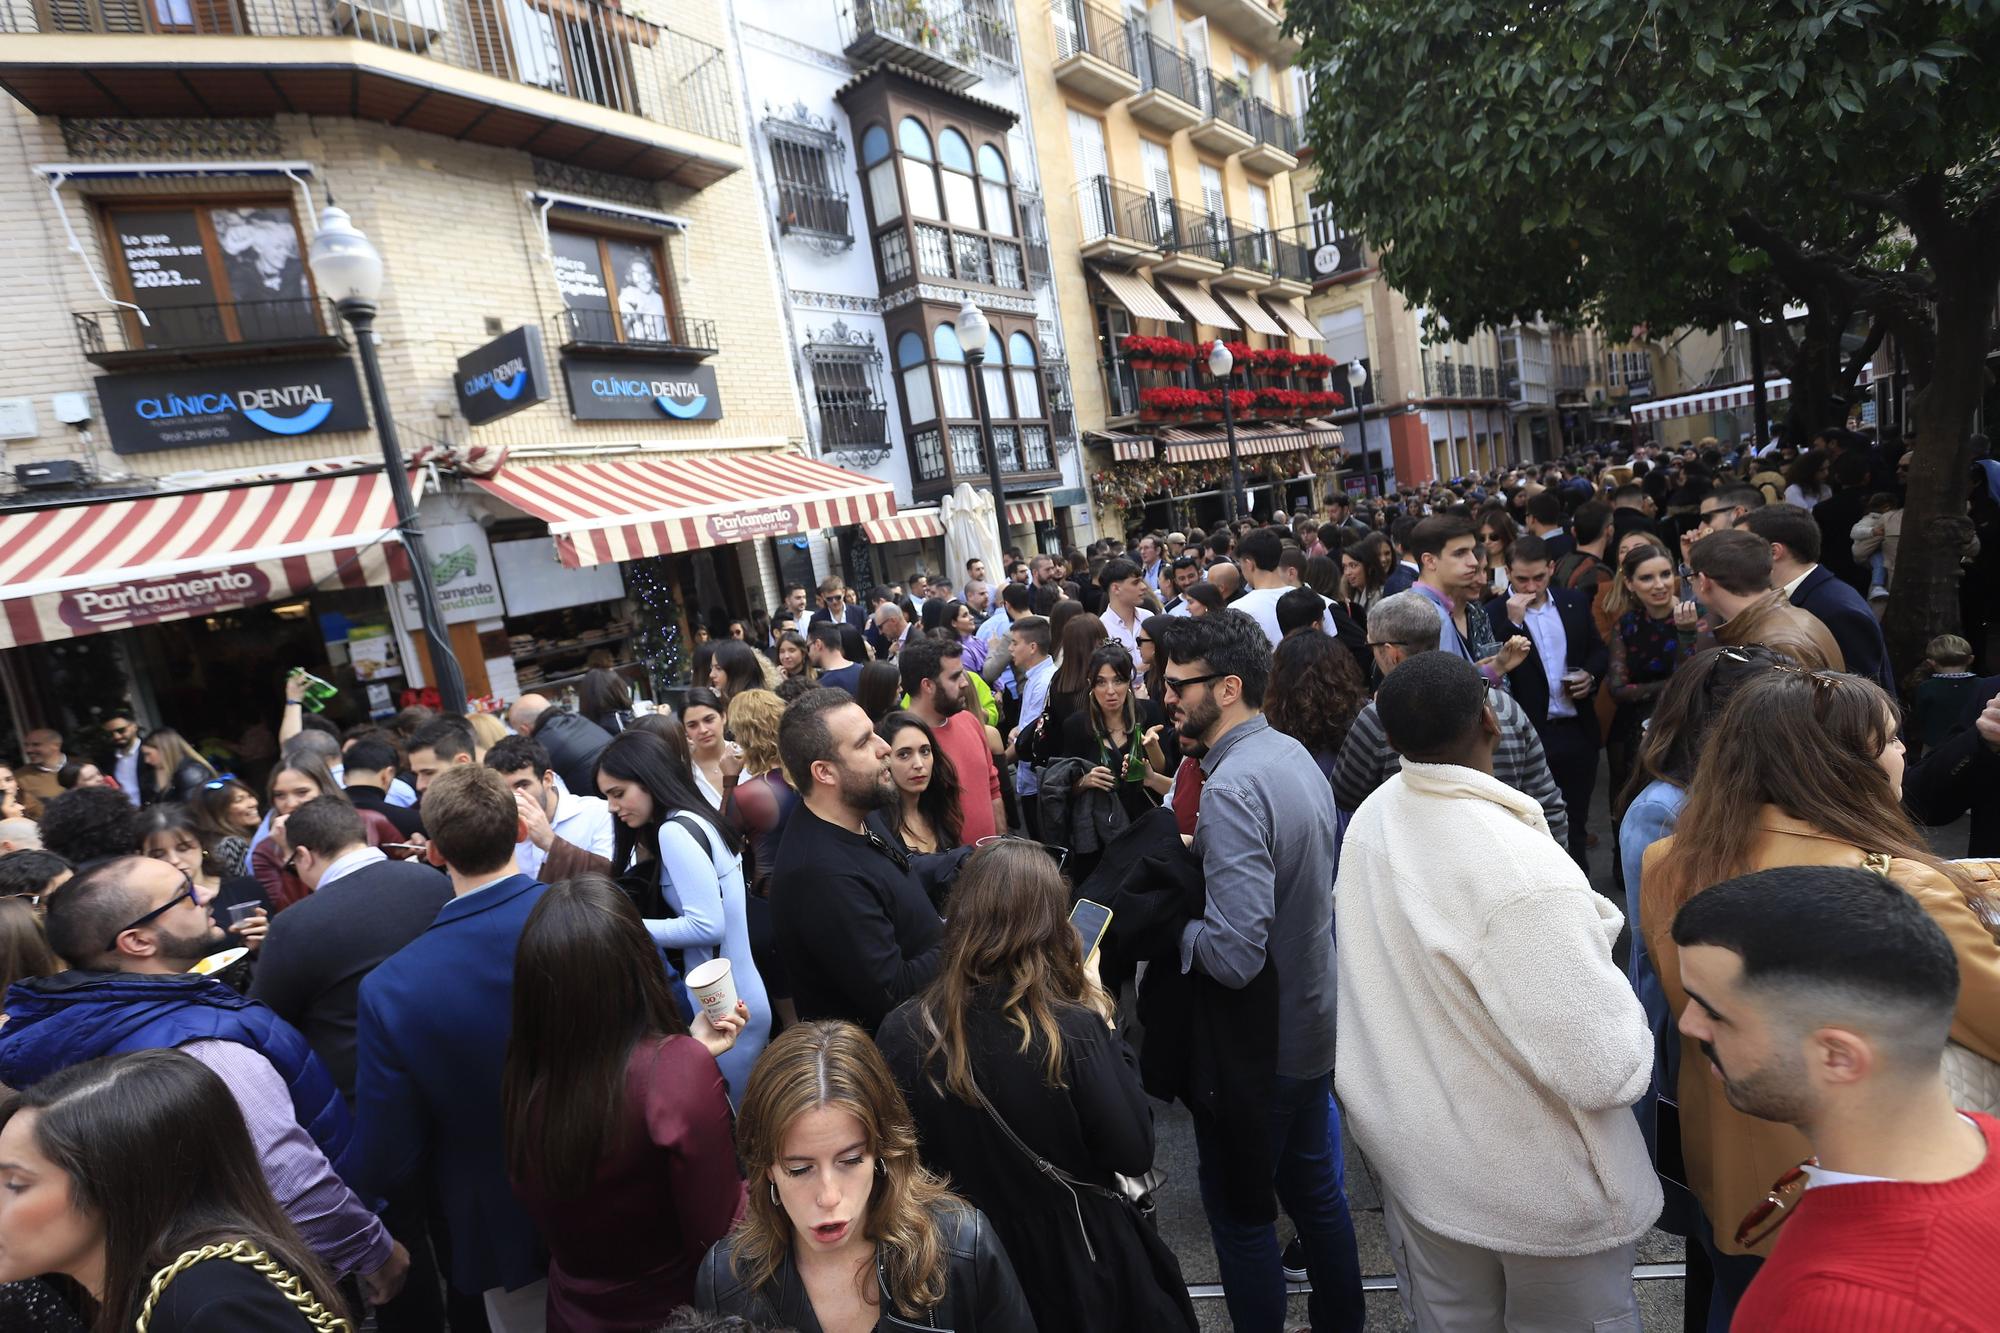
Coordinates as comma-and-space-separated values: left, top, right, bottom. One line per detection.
840, 759, 897, 812
1702, 1040, 1812, 1124
932, 687, 964, 718
1178, 692, 1221, 747
155, 914, 222, 965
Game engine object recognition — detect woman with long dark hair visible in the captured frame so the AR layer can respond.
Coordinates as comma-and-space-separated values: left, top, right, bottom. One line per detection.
1603, 541, 1691, 797
0, 1049, 348, 1332
504, 875, 748, 1328
709, 641, 777, 705
774, 631, 815, 684
598, 729, 770, 1101
942, 599, 988, 674
251, 754, 398, 913
1264, 629, 1367, 784
854, 661, 904, 725
188, 776, 261, 878
579, 668, 635, 735
135, 805, 266, 956
877, 842, 1195, 1333
697, 1021, 1033, 1332
1058, 643, 1165, 819
875, 711, 962, 855
1640, 667, 2000, 1322
1477, 509, 1518, 597
680, 688, 732, 809
1044, 612, 1109, 751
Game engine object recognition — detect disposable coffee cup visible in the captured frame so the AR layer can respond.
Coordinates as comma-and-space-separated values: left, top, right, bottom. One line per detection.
685, 957, 737, 1025
226, 902, 260, 928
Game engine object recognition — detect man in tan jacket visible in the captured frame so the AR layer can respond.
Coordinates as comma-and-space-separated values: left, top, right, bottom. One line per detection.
1686, 530, 1844, 670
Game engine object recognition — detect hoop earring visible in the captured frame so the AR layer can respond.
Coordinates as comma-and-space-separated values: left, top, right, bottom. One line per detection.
770, 1180, 780, 1206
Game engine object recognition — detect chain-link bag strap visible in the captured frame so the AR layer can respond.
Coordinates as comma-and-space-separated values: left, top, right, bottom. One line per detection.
135, 1240, 351, 1333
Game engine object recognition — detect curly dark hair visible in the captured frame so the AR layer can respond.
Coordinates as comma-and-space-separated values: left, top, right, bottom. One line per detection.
1264, 631, 1367, 760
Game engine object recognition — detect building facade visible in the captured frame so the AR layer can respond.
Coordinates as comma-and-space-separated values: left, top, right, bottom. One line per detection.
0, 0, 898, 748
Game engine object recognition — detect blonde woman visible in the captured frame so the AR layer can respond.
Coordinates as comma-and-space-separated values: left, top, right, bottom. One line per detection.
697, 1020, 1033, 1332
726, 687, 798, 1031
465, 711, 508, 761
138, 728, 216, 805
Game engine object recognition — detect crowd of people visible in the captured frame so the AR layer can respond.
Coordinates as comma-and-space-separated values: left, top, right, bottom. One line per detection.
1, 425, 1998, 1333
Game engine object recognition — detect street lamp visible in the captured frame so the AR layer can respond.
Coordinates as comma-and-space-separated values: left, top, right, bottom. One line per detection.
956, 300, 1009, 559
308, 205, 467, 713
1345, 360, 1370, 494
1208, 340, 1245, 522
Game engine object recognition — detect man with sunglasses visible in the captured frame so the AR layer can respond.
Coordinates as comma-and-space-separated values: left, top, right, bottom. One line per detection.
1672, 866, 2000, 1331
99, 709, 144, 807
0, 854, 411, 1305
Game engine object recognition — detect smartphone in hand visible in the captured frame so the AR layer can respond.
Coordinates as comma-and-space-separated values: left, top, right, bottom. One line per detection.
1068, 898, 1113, 964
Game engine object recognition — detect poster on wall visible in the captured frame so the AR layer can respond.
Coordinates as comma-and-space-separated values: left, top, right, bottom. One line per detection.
394, 521, 502, 624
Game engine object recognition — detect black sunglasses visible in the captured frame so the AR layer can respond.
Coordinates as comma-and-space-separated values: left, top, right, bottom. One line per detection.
106, 867, 197, 954
1161, 672, 1226, 695
864, 826, 911, 873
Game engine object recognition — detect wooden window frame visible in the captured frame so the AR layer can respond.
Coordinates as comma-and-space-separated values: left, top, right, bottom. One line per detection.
548, 221, 681, 347
97, 193, 320, 349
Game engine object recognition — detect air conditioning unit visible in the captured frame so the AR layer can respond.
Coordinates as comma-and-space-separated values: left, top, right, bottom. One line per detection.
16, 460, 88, 490
331, 0, 449, 50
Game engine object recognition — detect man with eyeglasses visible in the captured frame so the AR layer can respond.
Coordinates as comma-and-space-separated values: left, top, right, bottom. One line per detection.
0, 854, 412, 1305
99, 709, 144, 807
1681, 482, 1767, 567
768, 688, 941, 1034
1161, 609, 1366, 1333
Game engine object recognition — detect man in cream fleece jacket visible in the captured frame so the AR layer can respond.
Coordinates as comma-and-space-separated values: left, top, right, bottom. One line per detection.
1336, 651, 1659, 1330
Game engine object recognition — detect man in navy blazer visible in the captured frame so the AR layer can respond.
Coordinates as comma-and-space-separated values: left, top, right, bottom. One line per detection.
1743, 505, 1895, 692
806, 575, 868, 632
1486, 534, 1608, 870
351, 764, 548, 1323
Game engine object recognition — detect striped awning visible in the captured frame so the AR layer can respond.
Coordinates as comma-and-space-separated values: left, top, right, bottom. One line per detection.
0, 470, 406, 648
1094, 268, 1180, 323
860, 495, 1054, 545
1159, 423, 1344, 464
473, 452, 896, 568
1216, 288, 1289, 338
1630, 364, 1874, 424
1267, 297, 1324, 343
1156, 277, 1239, 330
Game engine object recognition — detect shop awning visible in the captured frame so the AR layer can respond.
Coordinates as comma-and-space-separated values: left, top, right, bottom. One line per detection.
0, 470, 405, 649
1216, 288, 1289, 338
1267, 297, 1325, 343
1094, 268, 1181, 323
1156, 277, 1239, 330
1629, 364, 1874, 424
860, 495, 1054, 545
472, 452, 896, 568
1159, 422, 1344, 464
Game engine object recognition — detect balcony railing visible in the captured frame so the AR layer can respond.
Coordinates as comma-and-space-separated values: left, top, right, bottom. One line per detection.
1017, 189, 1053, 286
819, 397, 889, 450
1050, 0, 1132, 70
75, 297, 342, 362
1251, 97, 1300, 154
1222, 216, 1276, 273
1155, 197, 1228, 261
778, 178, 851, 244
967, 0, 1014, 66
1202, 70, 1258, 136
1557, 362, 1591, 392
556, 306, 718, 356
894, 223, 1027, 291
1266, 235, 1312, 285
843, 0, 981, 89
1075, 174, 1161, 248
5, 0, 740, 146
1132, 32, 1202, 106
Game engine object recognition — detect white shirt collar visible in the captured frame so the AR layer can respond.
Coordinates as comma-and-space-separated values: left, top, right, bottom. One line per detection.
318, 844, 387, 888
1781, 563, 1818, 599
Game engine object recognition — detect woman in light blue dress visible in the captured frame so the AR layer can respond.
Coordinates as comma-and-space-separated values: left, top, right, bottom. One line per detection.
596, 729, 770, 1103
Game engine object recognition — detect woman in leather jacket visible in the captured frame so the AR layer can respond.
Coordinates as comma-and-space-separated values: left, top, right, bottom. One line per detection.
138, 728, 218, 805
697, 1020, 1033, 1333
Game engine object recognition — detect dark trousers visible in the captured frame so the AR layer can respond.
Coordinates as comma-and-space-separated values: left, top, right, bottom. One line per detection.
375, 1182, 446, 1332
1537, 713, 1601, 871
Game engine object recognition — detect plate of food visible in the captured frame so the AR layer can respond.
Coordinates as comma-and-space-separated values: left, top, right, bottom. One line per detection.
189, 947, 248, 976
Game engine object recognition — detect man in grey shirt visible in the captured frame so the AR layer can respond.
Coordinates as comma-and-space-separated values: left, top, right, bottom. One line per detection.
1164, 609, 1364, 1332
1336, 591, 1570, 846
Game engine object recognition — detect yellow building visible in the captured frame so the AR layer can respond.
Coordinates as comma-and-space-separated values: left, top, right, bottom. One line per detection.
1016, 0, 1345, 532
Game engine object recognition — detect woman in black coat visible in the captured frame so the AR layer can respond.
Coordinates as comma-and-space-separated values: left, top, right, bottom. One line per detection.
877, 841, 1196, 1333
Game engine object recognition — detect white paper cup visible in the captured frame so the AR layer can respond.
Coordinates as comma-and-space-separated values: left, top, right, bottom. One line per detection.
685, 957, 737, 1025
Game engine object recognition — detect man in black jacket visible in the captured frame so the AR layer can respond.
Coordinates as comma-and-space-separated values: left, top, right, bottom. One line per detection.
769, 688, 941, 1032
1742, 504, 1895, 692
807, 574, 868, 631
505, 694, 612, 798
1485, 534, 1608, 869
341, 737, 424, 838
1903, 677, 2000, 857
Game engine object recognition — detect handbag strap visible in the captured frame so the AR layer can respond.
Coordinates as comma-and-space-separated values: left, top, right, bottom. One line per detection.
137, 1240, 350, 1333
961, 1068, 1124, 1206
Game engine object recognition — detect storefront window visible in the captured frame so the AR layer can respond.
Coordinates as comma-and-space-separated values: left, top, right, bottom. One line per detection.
550, 227, 675, 345
861, 124, 901, 226
102, 200, 318, 349
898, 117, 941, 221
898, 331, 936, 425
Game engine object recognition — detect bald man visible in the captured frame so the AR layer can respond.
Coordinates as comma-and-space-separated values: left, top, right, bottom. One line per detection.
19, 729, 66, 808
0, 818, 39, 853
1208, 562, 1243, 602
503, 694, 611, 800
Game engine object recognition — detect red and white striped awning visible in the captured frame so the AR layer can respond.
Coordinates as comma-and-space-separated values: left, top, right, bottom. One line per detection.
0, 470, 405, 648
860, 496, 1053, 545
1631, 365, 1874, 424
1159, 423, 1343, 463
471, 452, 897, 569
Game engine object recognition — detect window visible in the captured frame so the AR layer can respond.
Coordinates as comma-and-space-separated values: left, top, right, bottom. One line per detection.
932, 321, 974, 418
1007, 331, 1041, 419
103, 199, 320, 349
861, 124, 901, 226
977, 144, 1013, 236
899, 117, 941, 221
898, 331, 936, 425
804, 329, 888, 451
550, 227, 676, 345
1199, 163, 1225, 223
938, 128, 981, 228
766, 108, 851, 246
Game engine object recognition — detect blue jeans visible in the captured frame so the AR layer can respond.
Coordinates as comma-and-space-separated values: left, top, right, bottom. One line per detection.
1192, 1072, 1366, 1333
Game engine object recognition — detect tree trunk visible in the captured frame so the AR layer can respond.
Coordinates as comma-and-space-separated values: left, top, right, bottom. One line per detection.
1780, 307, 1846, 443
1882, 286, 1987, 675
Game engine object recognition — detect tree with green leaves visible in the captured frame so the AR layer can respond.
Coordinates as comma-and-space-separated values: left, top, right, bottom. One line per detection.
1290, 0, 2000, 667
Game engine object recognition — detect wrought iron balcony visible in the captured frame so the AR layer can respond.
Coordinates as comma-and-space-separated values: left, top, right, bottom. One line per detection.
1049, 0, 1137, 100
1240, 96, 1300, 171
1190, 70, 1258, 153
1127, 33, 1204, 132
556, 306, 718, 358
842, 0, 982, 91
1075, 174, 1164, 261
74, 296, 345, 366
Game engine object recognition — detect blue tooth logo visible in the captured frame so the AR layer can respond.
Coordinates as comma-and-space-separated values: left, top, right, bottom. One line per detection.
242, 401, 335, 435
656, 393, 708, 419
491, 369, 528, 401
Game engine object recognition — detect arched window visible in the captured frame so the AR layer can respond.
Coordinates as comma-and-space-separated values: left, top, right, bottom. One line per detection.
898, 331, 935, 425
937, 128, 980, 229
977, 144, 1014, 236
859, 124, 900, 226
898, 117, 940, 221
1007, 331, 1041, 419
931, 322, 974, 419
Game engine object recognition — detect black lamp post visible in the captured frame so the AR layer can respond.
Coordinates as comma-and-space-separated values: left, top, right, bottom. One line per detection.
956, 300, 1010, 558
1346, 359, 1371, 493
1208, 340, 1245, 522
308, 205, 467, 713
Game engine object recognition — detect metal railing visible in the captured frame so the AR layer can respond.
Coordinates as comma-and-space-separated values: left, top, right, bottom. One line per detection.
843, 0, 981, 79
1075, 174, 1160, 248
1251, 97, 1299, 154
1050, 0, 1132, 72
967, 0, 1013, 65
1202, 70, 1258, 136
818, 397, 889, 449
1481, 366, 1498, 397
1155, 197, 1228, 261
1222, 216, 1275, 273
556, 306, 718, 353
1266, 235, 1312, 284
902, 222, 1027, 290
74, 297, 340, 357
1017, 189, 1052, 286
6, 0, 740, 145
778, 177, 850, 242
1132, 32, 1201, 106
